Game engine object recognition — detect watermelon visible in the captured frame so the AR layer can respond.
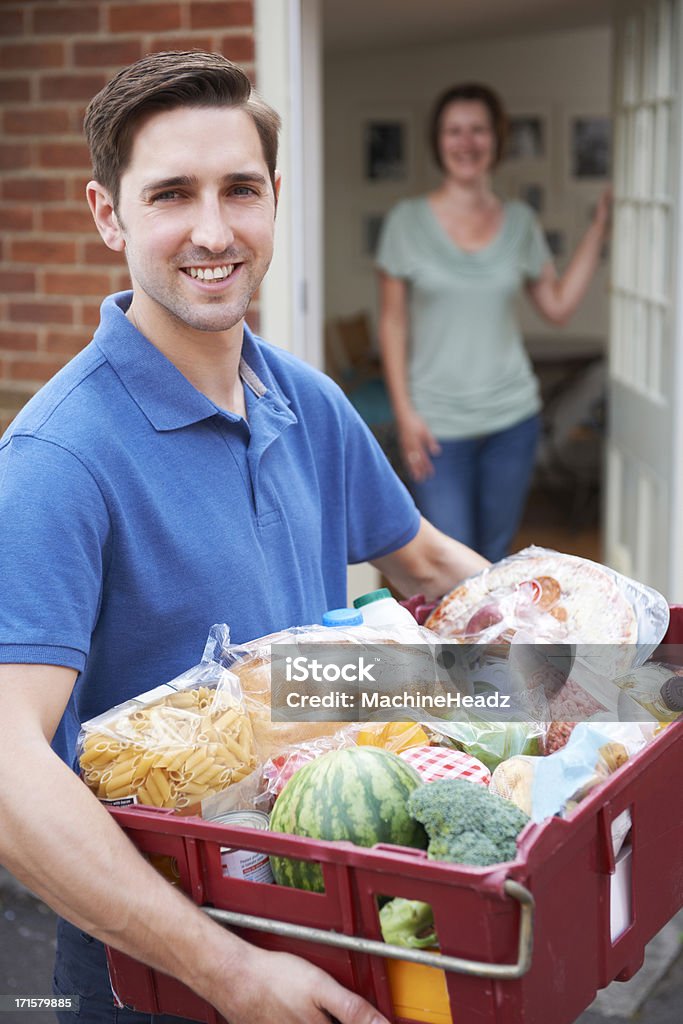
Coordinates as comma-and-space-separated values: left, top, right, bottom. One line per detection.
269, 746, 427, 891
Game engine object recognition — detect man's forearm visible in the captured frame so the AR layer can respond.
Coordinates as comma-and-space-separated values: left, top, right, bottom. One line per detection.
0, 732, 249, 1010
372, 518, 489, 601
0, 663, 389, 1024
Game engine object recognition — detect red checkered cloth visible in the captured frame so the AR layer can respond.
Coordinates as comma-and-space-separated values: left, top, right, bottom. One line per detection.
399, 745, 490, 785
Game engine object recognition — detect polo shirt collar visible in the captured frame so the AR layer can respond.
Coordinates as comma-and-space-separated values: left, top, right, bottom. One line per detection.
93, 292, 296, 433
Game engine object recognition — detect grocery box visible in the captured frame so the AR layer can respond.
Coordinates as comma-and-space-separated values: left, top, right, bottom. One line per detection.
105, 609, 683, 1024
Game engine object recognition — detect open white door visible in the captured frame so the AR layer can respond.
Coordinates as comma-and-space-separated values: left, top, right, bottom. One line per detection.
607, 0, 683, 599
254, 0, 323, 367
256, 1, 379, 600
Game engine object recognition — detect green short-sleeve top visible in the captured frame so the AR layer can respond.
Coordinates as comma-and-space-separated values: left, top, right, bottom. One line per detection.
376, 197, 552, 439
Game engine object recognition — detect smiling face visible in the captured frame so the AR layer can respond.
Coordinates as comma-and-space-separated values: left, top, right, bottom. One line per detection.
437, 100, 497, 184
89, 104, 279, 342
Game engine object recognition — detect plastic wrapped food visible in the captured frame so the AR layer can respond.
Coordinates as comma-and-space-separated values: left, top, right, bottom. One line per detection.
425, 546, 668, 659
398, 745, 491, 785
489, 755, 540, 815
356, 721, 430, 753
426, 719, 545, 773
202, 620, 441, 760
200, 724, 362, 818
78, 658, 255, 811
545, 721, 577, 753
530, 721, 656, 822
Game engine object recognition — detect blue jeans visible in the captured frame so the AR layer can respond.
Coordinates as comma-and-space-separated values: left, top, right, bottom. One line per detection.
411, 414, 540, 563
53, 919, 201, 1023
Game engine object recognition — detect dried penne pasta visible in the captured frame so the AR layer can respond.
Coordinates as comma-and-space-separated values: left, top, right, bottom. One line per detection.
221, 734, 251, 765
176, 779, 212, 796
107, 754, 139, 782
78, 670, 256, 811
105, 765, 137, 793
136, 784, 156, 806
144, 770, 167, 806
164, 748, 191, 774
105, 782, 137, 800
193, 762, 223, 787
212, 707, 240, 733
166, 691, 196, 709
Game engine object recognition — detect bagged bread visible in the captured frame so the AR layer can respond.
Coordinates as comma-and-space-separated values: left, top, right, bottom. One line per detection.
202, 621, 438, 760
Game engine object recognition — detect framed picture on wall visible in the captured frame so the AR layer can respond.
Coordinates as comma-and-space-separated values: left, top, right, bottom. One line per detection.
519, 182, 545, 213
570, 116, 611, 179
363, 117, 410, 182
362, 212, 385, 256
507, 115, 545, 160
544, 228, 566, 258
541, 210, 577, 267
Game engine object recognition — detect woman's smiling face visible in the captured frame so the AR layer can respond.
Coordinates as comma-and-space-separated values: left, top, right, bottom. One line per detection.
437, 100, 497, 184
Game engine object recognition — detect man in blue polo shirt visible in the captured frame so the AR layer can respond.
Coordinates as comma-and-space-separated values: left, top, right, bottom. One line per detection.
0, 52, 487, 1024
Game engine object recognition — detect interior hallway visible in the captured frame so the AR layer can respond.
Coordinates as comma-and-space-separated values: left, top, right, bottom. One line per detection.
513, 486, 602, 562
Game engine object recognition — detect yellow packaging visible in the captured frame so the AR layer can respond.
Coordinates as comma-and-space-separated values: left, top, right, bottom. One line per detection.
356, 721, 430, 754
386, 958, 452, 1024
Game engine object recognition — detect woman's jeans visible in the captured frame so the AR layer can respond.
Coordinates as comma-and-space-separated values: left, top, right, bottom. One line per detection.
53, 918, 200, 1024
410, 413, 540, 563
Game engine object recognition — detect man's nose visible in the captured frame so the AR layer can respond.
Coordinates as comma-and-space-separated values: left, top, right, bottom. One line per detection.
190, 198, 235, 253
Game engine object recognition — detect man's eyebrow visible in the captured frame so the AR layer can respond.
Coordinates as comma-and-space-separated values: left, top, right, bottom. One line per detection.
223, 171, 268, 187
140, 176, 197, 198
140, 172, 268, 198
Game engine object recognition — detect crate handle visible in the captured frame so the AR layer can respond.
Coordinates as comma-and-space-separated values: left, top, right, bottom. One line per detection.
202, 879, 534, 980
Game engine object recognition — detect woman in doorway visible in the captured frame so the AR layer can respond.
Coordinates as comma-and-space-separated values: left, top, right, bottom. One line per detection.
376, 83, 611, 563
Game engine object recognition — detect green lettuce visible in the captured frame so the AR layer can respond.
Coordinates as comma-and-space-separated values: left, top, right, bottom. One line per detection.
379, 898, 438, 949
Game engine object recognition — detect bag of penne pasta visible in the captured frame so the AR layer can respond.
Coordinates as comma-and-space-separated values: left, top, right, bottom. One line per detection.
200, 722, 364, 818
77, 655, 257, 812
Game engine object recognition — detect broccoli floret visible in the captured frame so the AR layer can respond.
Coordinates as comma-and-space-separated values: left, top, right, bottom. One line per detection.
379, 898, 438, 949
408, 778, 529, 867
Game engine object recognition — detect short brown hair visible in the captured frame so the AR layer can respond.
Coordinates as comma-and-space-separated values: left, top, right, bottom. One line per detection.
429, 82, 508, 171
83, 50, 281, 208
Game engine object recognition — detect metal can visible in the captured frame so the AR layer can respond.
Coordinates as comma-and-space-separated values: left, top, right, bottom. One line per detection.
211, 810, 274, 884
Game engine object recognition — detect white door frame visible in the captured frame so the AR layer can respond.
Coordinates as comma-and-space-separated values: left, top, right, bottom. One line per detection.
607, 0, 683, 599
670, 3, 683, 598
254, 0, 323, 368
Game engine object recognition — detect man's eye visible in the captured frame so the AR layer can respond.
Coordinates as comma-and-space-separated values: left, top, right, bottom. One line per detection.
232, 185, 257, 196
153, 190, 181, 202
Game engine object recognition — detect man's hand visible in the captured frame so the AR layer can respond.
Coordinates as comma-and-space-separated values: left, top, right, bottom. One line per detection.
223, 947, 388, 1024
372, 518, 489, 601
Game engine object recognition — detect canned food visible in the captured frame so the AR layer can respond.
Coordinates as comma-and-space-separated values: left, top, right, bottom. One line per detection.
211, 810, 273, 884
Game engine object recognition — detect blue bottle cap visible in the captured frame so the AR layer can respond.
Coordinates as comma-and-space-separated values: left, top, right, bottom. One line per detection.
322, 608, 364, 627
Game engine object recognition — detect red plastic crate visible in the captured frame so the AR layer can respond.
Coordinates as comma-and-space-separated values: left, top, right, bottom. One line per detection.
106, 610, 683, 1024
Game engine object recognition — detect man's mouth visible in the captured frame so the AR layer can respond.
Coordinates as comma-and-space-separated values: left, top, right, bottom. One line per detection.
180, 264, 236, 281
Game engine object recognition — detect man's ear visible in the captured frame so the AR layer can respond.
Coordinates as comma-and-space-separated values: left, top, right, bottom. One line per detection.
86, 181, 125, 252
273, 170, 282, 215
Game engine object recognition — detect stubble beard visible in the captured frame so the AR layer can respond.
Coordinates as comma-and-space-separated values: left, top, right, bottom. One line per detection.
130, 253, 271, 335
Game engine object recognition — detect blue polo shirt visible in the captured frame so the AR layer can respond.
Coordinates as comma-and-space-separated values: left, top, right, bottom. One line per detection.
0, 292, 419, 764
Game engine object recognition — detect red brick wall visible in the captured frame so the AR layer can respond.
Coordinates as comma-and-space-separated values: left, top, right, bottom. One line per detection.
0, 0, 255, 431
